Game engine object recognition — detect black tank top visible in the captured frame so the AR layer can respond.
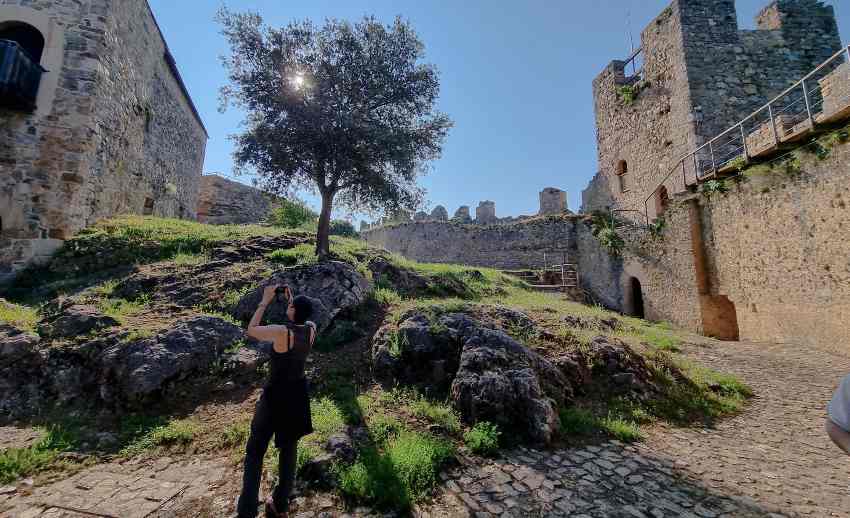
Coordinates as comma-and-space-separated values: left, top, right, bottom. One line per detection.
268, 323, 314, 386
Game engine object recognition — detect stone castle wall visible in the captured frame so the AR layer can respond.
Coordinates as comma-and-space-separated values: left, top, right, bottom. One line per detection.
363, 217, 583, 271
0, 0, 206, 282
583, 0, 841, 218
619, 140, 850, 352
198, 175, 279, 225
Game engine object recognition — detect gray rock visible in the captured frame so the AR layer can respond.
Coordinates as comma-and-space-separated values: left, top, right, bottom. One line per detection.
234, 261, 370, 332
0, 324, 40, 365
372, 309, 569, 444
326, 432, 356, 463
41, 305, 119, 338
100, 316, 244, 401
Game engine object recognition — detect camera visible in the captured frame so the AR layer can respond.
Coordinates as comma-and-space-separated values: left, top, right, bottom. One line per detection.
275, 285, 290, 302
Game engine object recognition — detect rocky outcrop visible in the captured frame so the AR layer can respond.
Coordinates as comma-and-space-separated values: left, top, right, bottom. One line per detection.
0, 315, 251, 417
98, 316, 245, 402
234, 261, 370, 331
40, 304, 119, 339
372, 309, 569, 444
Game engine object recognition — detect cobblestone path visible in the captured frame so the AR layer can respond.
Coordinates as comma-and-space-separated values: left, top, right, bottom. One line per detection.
417, 339, 850, 518
3, 340, 849, 517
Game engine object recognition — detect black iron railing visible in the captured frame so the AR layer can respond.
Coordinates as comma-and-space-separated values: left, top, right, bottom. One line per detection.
0, 39, 46, 111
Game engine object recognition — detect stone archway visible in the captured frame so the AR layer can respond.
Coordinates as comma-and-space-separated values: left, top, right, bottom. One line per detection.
629, 277, 645, 318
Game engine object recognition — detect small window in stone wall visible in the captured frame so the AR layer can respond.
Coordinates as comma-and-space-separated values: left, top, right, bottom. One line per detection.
616, 160, 629, 193
143, 197, 155, 216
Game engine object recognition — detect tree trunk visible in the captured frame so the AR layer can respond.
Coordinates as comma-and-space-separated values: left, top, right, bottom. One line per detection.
316, 190, 334, 259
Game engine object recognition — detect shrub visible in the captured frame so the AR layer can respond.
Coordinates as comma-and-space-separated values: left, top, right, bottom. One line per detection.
463, 422, 501, 455
700, 179, 730, 198
339, 431, 453, 510
120, 418, 198, 456
269, 199, 317, 229
329, 219, 358, 238
598, 415, 644, 442
559, 407, 596, 436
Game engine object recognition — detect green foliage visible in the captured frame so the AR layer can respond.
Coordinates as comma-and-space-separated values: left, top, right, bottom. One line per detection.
648, 216, 666, 239
311, 397, 348, 438
171, 252, 209, 266
639, 326, 682, 352
368, 414, 403, 443
217, 10, 452, 256
409, 398, 461, 434
699, 179, 730, 198
339, 432, 454, 510
617, 85, 638, 105
296, 441, 323, 474
120, 418, 199, 456
329, 219, 359, 238
463, 422, 501, 455
266, 244, 318, 266
0, 300, 39, 332
0, 426, 78, 483
371, 288, 402, 307
559, 407, 597, 437
590, 213, 625, 256
97, 296, 148, 322
219, 420, 251, 448
598, 415, 644, 442
726, 156, 748, 172
269, 199, 318, 229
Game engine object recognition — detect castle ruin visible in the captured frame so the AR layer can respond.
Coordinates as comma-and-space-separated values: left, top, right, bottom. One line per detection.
366, 0, 850, 352
0, 0, 207, 283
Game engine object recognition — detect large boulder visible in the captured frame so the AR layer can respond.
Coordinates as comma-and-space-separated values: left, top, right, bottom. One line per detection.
372, 310, 569, 444
234, 261, 370, 332
41, 304, 119, 339
99, 316, 244, 402
367, 256, 430, 297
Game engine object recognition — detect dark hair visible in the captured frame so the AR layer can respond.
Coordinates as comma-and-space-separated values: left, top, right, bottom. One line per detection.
291, 295, 314, 325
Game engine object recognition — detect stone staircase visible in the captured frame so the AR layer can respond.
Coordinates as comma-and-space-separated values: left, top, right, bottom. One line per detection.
501, 266, 579, 294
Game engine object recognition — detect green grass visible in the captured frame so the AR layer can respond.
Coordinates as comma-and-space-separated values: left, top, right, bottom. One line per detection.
0, 426, 78, 483
193, 304, 241, 326
559, 407, 598, 436
218, 419, 251, 449
409, 398, 461, 434
171, 252, 209, 266
0, 300, 39, 332
338, 431, 454, 511
367, 414, 403, 443
463, 422, 501, 455
559, 407, 643, 443
120, 418, 199, 456
267, 244, 318, 266
97, 296, 148, 322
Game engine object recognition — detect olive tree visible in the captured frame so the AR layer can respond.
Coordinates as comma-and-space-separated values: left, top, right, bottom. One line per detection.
218, 10, 452, 257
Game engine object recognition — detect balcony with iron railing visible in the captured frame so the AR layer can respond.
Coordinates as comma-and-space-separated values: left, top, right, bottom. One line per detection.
640, 44, 850, 224
0, 39, 46, 112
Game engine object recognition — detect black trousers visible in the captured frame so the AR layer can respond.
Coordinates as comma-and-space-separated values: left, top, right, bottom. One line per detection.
237, 394, 298, 518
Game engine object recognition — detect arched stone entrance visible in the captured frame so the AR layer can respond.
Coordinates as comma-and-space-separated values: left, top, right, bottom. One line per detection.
629, 277, 645, 318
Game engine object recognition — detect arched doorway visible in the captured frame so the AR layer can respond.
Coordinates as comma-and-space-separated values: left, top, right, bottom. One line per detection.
629, 277, 645, 319
0, 22, 45, 62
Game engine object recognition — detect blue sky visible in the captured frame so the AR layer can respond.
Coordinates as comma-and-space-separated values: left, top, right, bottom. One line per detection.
149, 0, 849, 222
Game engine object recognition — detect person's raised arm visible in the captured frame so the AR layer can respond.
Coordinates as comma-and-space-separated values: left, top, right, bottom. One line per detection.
247, 285, 283, 344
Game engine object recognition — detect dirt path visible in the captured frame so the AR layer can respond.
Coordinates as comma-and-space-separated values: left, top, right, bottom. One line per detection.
4, 339, 849, 517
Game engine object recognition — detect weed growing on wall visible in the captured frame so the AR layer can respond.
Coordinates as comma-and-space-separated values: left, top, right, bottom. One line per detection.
589, 212, 625, 256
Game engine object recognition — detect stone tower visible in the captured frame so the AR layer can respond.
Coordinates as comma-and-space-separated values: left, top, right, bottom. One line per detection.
475, 201, 497, 224
539, 188, 568, 215
582, 0, 841, 218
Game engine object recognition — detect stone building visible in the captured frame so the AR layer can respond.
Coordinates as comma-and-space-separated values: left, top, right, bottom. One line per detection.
539, 188, 568, 215
197, 175, 279, 226
475, 201, 496, 224
582, 0, 841, 219
0, 0, 207, 282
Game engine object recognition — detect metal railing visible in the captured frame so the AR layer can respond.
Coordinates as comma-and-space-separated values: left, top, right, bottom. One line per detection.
623, 47, 645, 82
0, 39, 46, 111
642, 44, 850, 224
